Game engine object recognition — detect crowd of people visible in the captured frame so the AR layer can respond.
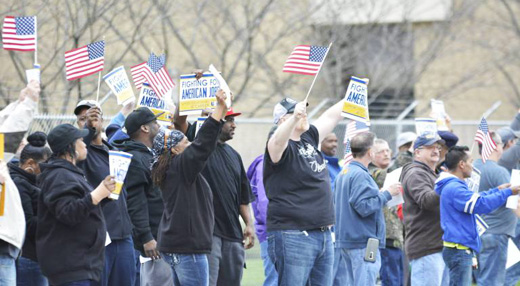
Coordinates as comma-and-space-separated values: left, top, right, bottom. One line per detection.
2, 79, 520, 286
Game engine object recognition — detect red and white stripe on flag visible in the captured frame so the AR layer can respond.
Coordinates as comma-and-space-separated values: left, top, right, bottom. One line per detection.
2, 16, 36, 51
64, 41, 105, 81
282, 45, 328, 76
131, 62, 147, 90
141, 65, 175, 98
474, 118, 497, 163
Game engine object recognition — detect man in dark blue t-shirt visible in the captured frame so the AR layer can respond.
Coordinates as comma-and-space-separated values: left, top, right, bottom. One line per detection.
264, 97, 344, 286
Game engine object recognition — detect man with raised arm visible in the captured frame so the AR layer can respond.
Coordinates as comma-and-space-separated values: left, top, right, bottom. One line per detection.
264, 97, 344, 286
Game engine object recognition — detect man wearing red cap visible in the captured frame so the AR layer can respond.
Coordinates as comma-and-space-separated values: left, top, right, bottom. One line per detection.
185, 108, 255, 286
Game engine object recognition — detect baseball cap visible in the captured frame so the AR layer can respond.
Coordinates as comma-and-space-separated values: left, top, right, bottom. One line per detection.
273, 98, 298, 124
437, 131, 459, 148
396, 132, 417, 148
497, 127, 520, 143
225, 108, 241, 118
74, 100, 101, 115
413, 133, 445, 150
124, 107, 164, 135
47, 124, 89, 153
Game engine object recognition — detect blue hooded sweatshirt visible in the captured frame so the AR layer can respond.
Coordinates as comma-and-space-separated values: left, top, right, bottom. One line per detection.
435, 172, 513, 252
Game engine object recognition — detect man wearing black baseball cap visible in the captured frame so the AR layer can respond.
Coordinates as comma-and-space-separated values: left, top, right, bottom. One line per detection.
113, 107, 172, 285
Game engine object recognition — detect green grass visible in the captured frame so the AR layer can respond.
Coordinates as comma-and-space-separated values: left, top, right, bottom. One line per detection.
242, 244, 265, 286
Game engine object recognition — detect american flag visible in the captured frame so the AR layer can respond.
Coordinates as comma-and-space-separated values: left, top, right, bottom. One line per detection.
130, 62, 147, 90
344, 120, 370, 144
474, 118, 497, 163
2, 16, 36, 51
343, 138, 353, 166
65, 41, 105, 81
283, 45, 328, 75
140, 53, 175, 98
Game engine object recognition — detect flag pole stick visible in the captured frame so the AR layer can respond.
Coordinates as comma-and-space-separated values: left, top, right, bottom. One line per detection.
304, 42, 333, 102
96, 71, 102, 102
34, 16, 38, 66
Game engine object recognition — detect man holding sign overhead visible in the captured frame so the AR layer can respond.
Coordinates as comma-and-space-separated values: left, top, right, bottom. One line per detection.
264, 95, 344, 286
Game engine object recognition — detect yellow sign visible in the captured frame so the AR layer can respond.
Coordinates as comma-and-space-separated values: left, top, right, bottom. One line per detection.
179, 73, 220, 116
103, 66, 135, 105
341, 76, 370, 125
137, 84, 173, 127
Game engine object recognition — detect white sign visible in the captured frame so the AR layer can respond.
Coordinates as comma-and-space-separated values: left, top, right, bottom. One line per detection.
108, 151, 133, 200
415, 118, 437, 137
431, 99, 449, 131
341, 76, 370, 125
466, 167, 481, 193
209, 64, 232, 107
137, 83, 173, 127
383, 167, 404, 208
507, 169, 520, 209
25, 64, 40, 83
195, 117, 207, 137
507, 238, 520, 269
103, 66, 135, 105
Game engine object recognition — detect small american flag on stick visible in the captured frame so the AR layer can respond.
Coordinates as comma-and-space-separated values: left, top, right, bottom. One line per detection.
474, 118, 497, 163
2, 16, 36, 51
132, 53, 175, 98
343, 138, 353, 166
65, 41, 105, 81
283, 45, 328, 75
344, 120, 370, 144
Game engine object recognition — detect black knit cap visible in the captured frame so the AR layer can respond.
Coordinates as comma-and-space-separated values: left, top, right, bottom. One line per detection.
47, 124, 89, 153
124, 107, 164, 135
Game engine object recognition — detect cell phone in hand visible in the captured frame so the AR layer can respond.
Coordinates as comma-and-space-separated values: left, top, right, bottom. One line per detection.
364, 238, 379, 263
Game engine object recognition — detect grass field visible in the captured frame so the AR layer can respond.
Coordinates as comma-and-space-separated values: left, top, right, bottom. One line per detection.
242, 245, 265, 286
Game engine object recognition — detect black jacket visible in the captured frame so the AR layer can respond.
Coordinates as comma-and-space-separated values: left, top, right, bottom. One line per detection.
36, 158, 106, 285
78, 127, 133, 240
158, 117, 222, 254
113, 138, 164, 256
8, 163, 39, 261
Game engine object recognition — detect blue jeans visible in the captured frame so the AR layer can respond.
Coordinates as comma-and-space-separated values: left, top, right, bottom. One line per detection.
16, 256, 48, 286
380, 247, 403, 286
96, 237, 135, 286
0, 254, 16, 286
162, 253, 209, 286
442, 247, 473, 286
260, 241, 277, 286
332, 247, 347, 286
134, 250, 140, 286
477, 233, 508, 285
506, 222, 520, 286
410, 252, 449, 286
341, 248, 381, 286
267, 229, 333, 286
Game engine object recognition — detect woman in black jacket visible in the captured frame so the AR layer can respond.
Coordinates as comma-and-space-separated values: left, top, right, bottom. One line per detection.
36, 124, 115, 286
9, 132, 51, 286
151, 89, 227, 286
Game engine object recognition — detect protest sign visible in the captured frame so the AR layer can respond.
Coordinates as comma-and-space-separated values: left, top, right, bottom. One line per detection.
208, 64, 232, 107
341, 76, 370, 125
415, 118, 437, 137
108, 151, 133, 200
25, 64, 40, 83
475, 214, 488, 236
137, 83, 173, 127
507, 169, 520, 209
507, 238, 520, 269
382, 167, 404, 208
0, 133, 4, 216
103, 66, 135, 105
195, 117, 207, 137
179, 73, 220, 116
466, 167, 481, 193
431, 99, 449, 131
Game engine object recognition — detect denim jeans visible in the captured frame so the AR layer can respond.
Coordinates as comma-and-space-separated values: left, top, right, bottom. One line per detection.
442, 247, 473, 286
16, 256, 48, 286
267, 229, 333, 286
0, 254, 16, 286
506, 221, 520, 286
332, 247, 347, 286
162, 252, 209, 286
380, 247, 404, 286
341, 247, 381, 286
260, 241, 277, 286
55, 280, 91, 286
410, 252, 449, 286
477, 233, 508, 285
95, 237, 135, 286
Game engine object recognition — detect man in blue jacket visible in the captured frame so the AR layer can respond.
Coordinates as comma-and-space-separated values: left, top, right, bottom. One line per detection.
435, 146, 520, 286
334, 132, 401, 285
